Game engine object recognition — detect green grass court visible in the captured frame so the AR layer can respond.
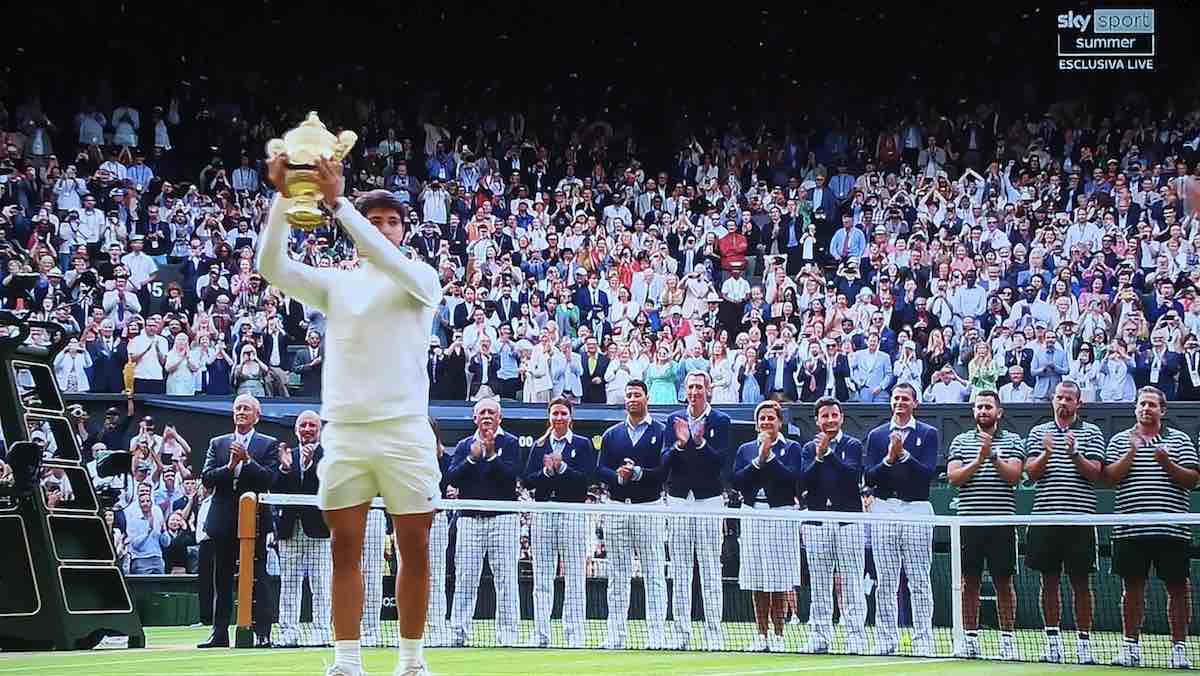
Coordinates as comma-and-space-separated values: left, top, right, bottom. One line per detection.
0, 625, 1183, 675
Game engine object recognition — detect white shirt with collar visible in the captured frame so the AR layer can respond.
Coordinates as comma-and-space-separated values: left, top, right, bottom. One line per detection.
543, 430, 573, 477
885, 416, 917, 466
231, 429, 256, 477
682, 404, 712, 449
467, 427, 507, 463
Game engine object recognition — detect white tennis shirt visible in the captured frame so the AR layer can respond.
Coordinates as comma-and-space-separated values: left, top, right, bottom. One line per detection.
257, 195, 442, 423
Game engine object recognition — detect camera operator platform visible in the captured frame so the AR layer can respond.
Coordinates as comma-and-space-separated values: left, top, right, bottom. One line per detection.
0, 307, 145, 651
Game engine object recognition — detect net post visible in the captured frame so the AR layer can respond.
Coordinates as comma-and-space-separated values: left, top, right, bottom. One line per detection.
234, 491, 258, 649
949, 520, 964, 655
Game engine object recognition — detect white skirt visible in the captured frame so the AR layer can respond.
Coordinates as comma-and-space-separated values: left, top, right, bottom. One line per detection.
737, 505, 802, 592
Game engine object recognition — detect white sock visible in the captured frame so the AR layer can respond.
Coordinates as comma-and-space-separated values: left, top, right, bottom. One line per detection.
399, 638, 424, 669
335, 640, 362, 671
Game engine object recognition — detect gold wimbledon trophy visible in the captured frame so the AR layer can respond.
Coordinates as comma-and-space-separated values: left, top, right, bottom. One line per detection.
265, 112, 358, 230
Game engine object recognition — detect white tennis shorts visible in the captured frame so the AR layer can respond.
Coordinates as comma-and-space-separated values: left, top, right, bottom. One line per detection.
317, 415, 441, 515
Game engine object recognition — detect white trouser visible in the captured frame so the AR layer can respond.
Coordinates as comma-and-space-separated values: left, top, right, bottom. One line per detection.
360, 509, 387, 645
532, 512, 589, 646
803, 522, 866, 645
668, 496, 724, 649
277, 529, 333, 646
605, 511, 668, 647
870, 499, 934, 652
450, 513, 520, 646
426, 511, 450, 642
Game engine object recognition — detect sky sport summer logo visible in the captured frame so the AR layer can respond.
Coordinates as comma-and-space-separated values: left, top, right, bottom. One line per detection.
1057, 8, 1155, 71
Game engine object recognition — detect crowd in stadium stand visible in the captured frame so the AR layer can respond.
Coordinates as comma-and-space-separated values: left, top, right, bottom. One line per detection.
1, 93, 1199, 406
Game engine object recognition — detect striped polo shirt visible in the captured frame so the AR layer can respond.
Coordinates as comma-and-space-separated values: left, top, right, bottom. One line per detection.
947, 428, 1026, 516
1106, 427, 1199, 540
1025, 418, 1106, 514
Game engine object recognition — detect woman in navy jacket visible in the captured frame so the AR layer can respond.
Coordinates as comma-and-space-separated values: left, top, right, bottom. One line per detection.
521, 397, 596, 648
732, 399, 803, 653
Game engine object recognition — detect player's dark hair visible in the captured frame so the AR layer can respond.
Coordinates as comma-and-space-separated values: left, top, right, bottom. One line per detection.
625, 379, 648, 396
354, 189, 405, 217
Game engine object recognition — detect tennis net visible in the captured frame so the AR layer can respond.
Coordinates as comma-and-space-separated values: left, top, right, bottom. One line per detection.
239, 494, 1198, 669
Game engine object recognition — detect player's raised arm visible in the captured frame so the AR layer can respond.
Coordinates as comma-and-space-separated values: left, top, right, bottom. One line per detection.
255, 154, 334, 312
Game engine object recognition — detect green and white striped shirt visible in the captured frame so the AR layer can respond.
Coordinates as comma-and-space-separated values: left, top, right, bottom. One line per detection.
1025, 418, 1106, 514
948, 428, 1026, 516
1105, 427, 1198, 541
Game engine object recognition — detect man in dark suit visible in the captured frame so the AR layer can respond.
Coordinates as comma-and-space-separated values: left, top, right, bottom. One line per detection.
468, 337, 501, 400
258, 315, 292, 397
1133, 331, 1183, 399
291, 330, 324, 398
88, 319, 126, 393
579, 337, 610, 404
198, 394, 280, 648
272, 410, 332, 648
180, 238, 213, 301
412, 221, 442, 264
427, 338, 449, 400
802, 340, 854, 402
1178, 334, 1200, 401
1113, 195, 1142, 232
452, 286, 480, 330
762, 342, 799, 402
493, 285, 518, 327
862, 383, 939, 657
442, 216, 469, 267
1143, 280, 1184, 328
661, 371, 732, 651
1000, 333, 1034, 387
1057, 172, 1086, 212
280, 295, 309, 344
573, 273, 610, 318
809, 174, 839, 223
441, 334, 469, 401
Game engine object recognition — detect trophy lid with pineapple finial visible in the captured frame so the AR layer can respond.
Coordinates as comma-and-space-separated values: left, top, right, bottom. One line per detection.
266, 111, 358, 166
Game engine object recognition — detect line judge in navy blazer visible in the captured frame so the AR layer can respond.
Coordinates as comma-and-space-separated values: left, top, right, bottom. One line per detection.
521, 397, 596, 647
860, 382, 939, 657
732, 400, 803, 651
444, 398, 522, 647
661, 370, 732, 651
199, 394, 280, 648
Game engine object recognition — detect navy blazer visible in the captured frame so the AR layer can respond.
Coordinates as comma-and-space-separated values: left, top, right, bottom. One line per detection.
863, 420, 938, 503
799, 434, 864, 513
580, 354, 610, 404
1133, 350, 1182, 400
272, 443, 328, 540
574, 286, 610, 318
201, 430, 281, 540
762, 355, 799, 400
522, 434, 595, 503
661, 408, 732, 501
257, 332, 291, 370
732, 438, 802, 508
446, 431, 521, 514
597, 419, 668, 504
88, 340, 126, 394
